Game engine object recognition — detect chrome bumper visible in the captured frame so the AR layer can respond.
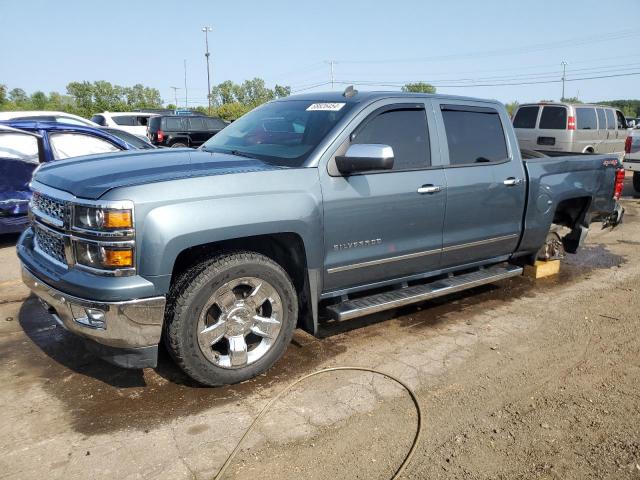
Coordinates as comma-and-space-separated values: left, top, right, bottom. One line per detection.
21, 266, 166, 349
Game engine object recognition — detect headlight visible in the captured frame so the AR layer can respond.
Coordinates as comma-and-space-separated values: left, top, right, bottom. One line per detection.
74, 205, 133, 231
74, 241, 134, 270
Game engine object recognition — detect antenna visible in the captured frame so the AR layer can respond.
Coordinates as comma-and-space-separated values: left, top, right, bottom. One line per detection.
343, 85, 358, 98
184, 59, 188, 108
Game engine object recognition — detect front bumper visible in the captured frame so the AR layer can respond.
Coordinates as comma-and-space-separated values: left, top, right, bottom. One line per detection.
21, 266, 165, 368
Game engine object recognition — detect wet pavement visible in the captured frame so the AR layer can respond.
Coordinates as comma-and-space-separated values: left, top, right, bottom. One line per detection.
0, 180, 638, 479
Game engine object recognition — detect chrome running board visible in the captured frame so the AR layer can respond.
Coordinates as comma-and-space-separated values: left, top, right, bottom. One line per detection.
325, 264, 523, 321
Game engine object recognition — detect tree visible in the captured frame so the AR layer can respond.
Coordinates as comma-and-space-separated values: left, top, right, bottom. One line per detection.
401, 82, 436, 94
504, 101, 519, 116
562, 96, 582, 104
30, 91, 48, 110
66, 81, 94, 116
0, 84, 6, 105
274, 85, 291, 98
8, 88, 28, 104
210, 78, 291, 121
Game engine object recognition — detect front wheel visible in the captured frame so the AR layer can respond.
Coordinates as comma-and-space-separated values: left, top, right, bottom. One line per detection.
633, 172, 640, 193
164, 252, 297, 386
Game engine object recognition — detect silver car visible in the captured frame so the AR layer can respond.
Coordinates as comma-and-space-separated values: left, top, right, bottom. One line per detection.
513, 102, 628, 158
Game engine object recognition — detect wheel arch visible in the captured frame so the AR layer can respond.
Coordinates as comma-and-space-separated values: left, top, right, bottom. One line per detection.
170, 233, 316, 334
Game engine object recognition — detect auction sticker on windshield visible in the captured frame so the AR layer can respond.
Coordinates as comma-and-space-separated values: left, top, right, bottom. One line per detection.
306, 103, 346, 111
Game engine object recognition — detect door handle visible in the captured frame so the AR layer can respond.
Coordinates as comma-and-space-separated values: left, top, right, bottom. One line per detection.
503, 177, 523, 186
417, 185, 442, 194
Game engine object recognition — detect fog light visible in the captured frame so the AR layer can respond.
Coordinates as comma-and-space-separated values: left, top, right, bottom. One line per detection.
86, 308, 106, 326
72, 306, 106, 329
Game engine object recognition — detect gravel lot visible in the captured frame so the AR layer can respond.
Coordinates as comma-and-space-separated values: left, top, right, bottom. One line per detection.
0, 181, 638, 480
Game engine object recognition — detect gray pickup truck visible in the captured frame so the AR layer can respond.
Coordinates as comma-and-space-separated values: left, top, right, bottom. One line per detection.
17, 90, 624, 386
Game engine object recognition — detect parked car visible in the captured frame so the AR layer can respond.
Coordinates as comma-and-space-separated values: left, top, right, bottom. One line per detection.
624, 130, 640, 191
18, 91, 623, 386
147, 115, 228, 147
90, 112, 159, 137
101, 127, 157, 150
0, 121, 132, 234
513, 102, 628, 157
0, 110, 98, 127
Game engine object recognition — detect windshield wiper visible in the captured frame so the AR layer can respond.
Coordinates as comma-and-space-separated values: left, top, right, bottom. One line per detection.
229, 149, 258, 160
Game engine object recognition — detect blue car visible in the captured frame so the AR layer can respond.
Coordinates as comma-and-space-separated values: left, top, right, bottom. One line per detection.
0, 121, 132, 234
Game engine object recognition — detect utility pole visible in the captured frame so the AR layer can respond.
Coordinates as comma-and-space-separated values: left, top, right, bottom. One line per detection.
561, 61, 567, 101
325, 60, 335, 89
202, 26, 213, 115
184, 59, 188, 108
170, 86, 181, 108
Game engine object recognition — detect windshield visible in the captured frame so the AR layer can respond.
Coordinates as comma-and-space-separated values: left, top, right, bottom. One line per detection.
201, 100, 354, 166
103, 128, 155, 149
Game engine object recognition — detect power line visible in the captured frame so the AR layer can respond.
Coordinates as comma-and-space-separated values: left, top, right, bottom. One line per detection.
337, 70, 640, 89
334, 29, 640, 65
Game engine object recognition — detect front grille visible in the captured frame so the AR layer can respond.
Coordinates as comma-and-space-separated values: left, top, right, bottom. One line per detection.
31, 191, 66, 224
34, 224, 67, 266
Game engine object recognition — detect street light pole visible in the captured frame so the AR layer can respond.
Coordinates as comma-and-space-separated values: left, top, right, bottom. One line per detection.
561, 61, 567, 101
202, 26, 213, 115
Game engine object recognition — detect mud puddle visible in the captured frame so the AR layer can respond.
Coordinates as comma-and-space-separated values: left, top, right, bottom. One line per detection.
5, 243, 625, 436
6, 298, 346, 435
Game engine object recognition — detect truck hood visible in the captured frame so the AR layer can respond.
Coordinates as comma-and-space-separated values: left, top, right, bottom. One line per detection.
34, 149, 282, 199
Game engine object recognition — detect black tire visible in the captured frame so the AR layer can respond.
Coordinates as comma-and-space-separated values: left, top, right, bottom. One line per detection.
164, 251, 297, 386
633, 172, 640, 193
170, 141, 188, 148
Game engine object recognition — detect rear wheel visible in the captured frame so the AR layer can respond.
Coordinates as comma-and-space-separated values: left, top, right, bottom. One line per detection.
633, 172, 640, 193
164, 251, 297, 386
170, 141, 188, 148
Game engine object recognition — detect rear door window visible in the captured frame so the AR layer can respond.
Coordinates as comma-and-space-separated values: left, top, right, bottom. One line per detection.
440, 105, 508, 166
576, 108, 597, 130
188, 117, 205, 130
206, 117, 224, 130
49, 133, 120, 160
352, 107, 430, 170
605, 109, 616, 130
597, 108, 607, 129
113, 116, 136, 126
165, 118, 184, 130
0, 133, 39, 162
539, 106, 567, 130
512, 106, 539, 128
616, 111, 627, 130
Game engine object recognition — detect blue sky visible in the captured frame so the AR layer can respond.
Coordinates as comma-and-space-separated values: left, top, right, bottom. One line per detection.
1, 0, 639, 107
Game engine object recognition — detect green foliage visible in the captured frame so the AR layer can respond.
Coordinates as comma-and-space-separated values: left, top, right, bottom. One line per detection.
8, 88, 28, 104
401, 82, 436, 94
504, 101, 519, 116
598, 100, 640, 118
0, 81, 163, 119
210, 78, 291, 121
561, 97, 582, 104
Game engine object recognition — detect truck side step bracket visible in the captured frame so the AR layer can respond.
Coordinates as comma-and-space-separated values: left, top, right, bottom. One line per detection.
325, 264, 523, 321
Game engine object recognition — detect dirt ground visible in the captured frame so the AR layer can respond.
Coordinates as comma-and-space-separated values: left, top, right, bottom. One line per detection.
0, 180, 639, 479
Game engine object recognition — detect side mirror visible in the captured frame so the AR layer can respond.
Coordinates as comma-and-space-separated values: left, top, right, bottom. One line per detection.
335, 144, 394, 174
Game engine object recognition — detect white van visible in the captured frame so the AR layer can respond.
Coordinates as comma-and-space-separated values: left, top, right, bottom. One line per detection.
90, 112, 159, 136
513, 102, 628, 158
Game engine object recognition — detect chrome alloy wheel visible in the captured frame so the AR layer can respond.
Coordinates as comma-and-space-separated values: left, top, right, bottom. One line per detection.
197, 276, 283, 369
